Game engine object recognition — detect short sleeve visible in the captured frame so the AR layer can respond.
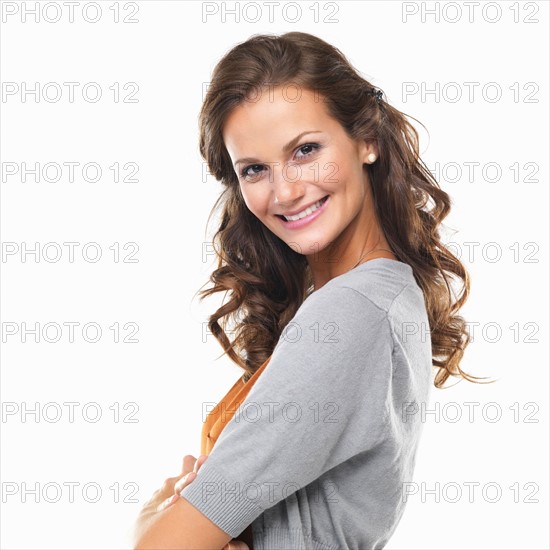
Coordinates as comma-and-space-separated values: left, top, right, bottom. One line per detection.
179, 284, 394, 538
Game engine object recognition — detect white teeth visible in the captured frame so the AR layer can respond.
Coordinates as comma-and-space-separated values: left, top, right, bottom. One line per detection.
283, 197, 326, 221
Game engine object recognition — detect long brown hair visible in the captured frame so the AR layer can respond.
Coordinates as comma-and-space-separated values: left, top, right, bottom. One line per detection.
194, 31, 490, 389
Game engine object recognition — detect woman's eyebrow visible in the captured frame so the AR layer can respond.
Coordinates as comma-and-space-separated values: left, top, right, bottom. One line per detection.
234, 130, 323, 167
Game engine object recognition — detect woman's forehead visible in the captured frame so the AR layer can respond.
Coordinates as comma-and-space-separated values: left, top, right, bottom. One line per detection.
222, 88, 333, 150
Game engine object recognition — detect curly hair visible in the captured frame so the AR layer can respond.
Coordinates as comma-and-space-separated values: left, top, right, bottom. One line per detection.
193, 31, 490, 389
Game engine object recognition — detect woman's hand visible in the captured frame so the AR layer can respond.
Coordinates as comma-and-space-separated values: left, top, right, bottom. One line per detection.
222, 541, 250, 550
132, 455, 202, 545
157, 454, 250, 550
156, 453, 207, 511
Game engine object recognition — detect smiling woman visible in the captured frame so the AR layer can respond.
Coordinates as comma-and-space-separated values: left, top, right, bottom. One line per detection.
133, 31, 491, 550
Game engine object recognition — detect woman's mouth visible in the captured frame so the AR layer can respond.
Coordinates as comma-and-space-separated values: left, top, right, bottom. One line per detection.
275, 195, 330, 229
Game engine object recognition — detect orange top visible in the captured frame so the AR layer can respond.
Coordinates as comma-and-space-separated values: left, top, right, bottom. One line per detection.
200, 356, 272, 456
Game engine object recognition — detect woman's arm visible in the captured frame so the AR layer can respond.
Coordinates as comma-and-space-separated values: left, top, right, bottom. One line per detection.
178, 285, 396, 537
134, 496, 234, 550
155, 455, 252, 550
133, 455, 234, 550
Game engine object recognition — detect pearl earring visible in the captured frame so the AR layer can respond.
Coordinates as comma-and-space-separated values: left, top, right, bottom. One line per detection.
367, 153, 377, 163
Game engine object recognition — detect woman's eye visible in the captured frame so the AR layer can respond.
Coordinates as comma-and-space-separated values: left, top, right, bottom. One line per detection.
240, 144, 320, 180
241, 164, 264, 179
295, 143, 320, 159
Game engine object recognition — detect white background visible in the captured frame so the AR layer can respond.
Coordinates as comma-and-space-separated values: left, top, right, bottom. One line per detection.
1, 1, 548, 549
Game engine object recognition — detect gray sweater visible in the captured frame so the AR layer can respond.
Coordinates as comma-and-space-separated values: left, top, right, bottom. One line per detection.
180, 258, 433, 549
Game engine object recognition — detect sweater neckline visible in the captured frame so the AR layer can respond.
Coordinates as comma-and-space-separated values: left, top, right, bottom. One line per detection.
352, 257, 413, 274
308, 257, 414, 296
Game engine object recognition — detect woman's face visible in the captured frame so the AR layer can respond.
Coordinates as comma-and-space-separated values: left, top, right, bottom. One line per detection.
222, 85, 378, 262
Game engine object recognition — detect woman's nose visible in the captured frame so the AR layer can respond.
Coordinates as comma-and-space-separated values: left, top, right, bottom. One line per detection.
272, 162, 305, 206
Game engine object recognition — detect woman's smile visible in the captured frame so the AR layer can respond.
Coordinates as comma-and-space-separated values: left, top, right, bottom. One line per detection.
275, 194, 330, 230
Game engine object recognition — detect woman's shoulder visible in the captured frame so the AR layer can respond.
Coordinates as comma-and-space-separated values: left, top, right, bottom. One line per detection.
311, 258, 422, 316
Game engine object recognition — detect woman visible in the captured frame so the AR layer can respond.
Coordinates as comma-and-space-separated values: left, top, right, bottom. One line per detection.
133, 31, 487, 550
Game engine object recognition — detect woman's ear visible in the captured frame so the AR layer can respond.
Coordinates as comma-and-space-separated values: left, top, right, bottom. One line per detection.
360, 140, 378, 165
